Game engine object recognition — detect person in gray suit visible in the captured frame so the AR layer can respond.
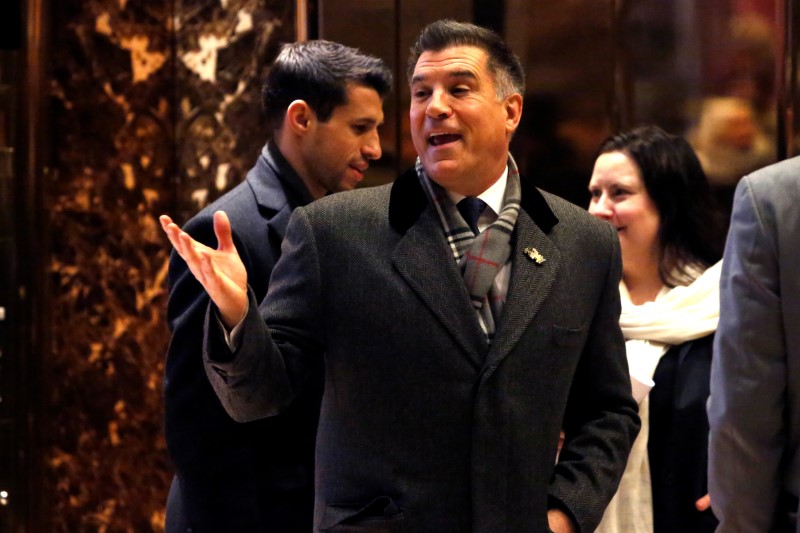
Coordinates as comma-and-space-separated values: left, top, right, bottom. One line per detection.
161, 20, 639, 533
708, 156, 800, 532
163, 41, 391, 532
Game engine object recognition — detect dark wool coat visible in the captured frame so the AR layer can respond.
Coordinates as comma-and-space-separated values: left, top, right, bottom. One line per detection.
206, 166, 640, 532
649, 334, 718, 533
165, 143, 321, 532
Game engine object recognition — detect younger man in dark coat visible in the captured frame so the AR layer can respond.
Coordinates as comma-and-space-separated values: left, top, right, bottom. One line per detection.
163, 40, 391, 532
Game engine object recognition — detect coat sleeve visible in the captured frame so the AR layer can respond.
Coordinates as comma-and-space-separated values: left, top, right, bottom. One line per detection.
548, 222, 641, 532
203, 207, 325, 423
708, 176, 787, 531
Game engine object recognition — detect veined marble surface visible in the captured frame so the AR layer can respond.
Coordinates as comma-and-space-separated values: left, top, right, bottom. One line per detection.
46, 0, 294, 529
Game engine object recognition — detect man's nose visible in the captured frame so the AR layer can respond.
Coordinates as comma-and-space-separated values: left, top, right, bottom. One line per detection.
426, 89, 451, 119
363, 130, 382, 160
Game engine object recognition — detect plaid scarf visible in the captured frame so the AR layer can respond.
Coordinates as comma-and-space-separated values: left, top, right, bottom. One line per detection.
416, 155, 522, 341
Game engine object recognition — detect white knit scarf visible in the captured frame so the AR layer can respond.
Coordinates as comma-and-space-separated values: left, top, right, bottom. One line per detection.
621, 260, 722, 402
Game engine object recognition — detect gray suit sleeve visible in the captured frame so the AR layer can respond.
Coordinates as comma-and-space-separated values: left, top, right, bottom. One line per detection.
708, 176, 787, 531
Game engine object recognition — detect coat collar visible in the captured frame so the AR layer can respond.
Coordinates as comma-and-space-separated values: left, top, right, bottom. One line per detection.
248, 141, 315, 211
389, 159, 562, 368
388, 162, 559, 235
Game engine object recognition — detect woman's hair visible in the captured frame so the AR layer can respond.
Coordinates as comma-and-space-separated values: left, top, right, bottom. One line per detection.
597, 125, 725, 287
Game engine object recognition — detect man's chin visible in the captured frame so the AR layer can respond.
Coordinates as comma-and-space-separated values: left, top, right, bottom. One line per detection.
423, 160, 460, 183
335, 179, 360, 192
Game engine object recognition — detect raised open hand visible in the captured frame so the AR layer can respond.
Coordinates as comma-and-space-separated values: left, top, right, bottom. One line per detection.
160, 211, 248, 329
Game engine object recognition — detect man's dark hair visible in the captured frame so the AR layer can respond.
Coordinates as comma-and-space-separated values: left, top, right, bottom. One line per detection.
597, 125, 725, 287
262, 40, 392, 129
407, 19, 525, 98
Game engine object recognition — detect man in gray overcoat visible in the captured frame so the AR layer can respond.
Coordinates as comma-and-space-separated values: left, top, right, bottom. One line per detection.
162, 20, 639, 533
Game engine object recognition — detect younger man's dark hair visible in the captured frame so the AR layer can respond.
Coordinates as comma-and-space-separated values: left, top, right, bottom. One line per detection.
262, 40, 392, 129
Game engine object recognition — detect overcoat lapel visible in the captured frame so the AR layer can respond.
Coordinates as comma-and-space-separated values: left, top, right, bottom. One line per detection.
392, 207, 487, 370
249, 142, 314, 241
482, 208, 561, 379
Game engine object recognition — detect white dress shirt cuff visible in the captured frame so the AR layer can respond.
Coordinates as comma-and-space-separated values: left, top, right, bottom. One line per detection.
218, 301, 249, 351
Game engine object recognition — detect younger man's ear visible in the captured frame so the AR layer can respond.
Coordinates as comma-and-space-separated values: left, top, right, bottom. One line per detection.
285, 100, 315, 134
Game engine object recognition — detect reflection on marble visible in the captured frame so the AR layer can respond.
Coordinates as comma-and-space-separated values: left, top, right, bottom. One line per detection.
47, 0, 293, 529
175, 0, 295, 221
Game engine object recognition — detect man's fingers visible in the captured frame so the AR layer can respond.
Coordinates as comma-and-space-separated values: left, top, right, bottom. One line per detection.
161, 213, 234, 259
213, 211, 236, 253
695, 493, 711, 511
159, 219, 209, 286
178, 231, 209, 278
160, 213, 243, 310
160, 215, 187, 255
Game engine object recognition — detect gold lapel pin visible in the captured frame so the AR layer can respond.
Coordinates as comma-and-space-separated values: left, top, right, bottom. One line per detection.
523, 247, 546, 265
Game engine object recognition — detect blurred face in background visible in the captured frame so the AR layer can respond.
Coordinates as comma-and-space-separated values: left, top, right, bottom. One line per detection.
718, 105, 757, 151
588, 151, 661, 281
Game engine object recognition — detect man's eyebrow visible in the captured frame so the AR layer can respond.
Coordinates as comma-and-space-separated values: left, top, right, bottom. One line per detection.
447, 70, 477, 81
350, 115, 387, 128
411, 70, 478, 85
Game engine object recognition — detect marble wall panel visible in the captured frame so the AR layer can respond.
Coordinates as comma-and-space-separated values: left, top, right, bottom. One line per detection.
46, 0, 293, 529
174, 0, 294, 221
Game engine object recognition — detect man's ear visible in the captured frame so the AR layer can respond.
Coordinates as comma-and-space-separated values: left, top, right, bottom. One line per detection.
285, 100, 315, 135
504, 93, 523, 135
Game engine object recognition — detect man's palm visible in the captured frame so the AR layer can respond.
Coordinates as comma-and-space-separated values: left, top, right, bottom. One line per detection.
160, 211, 248, 328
